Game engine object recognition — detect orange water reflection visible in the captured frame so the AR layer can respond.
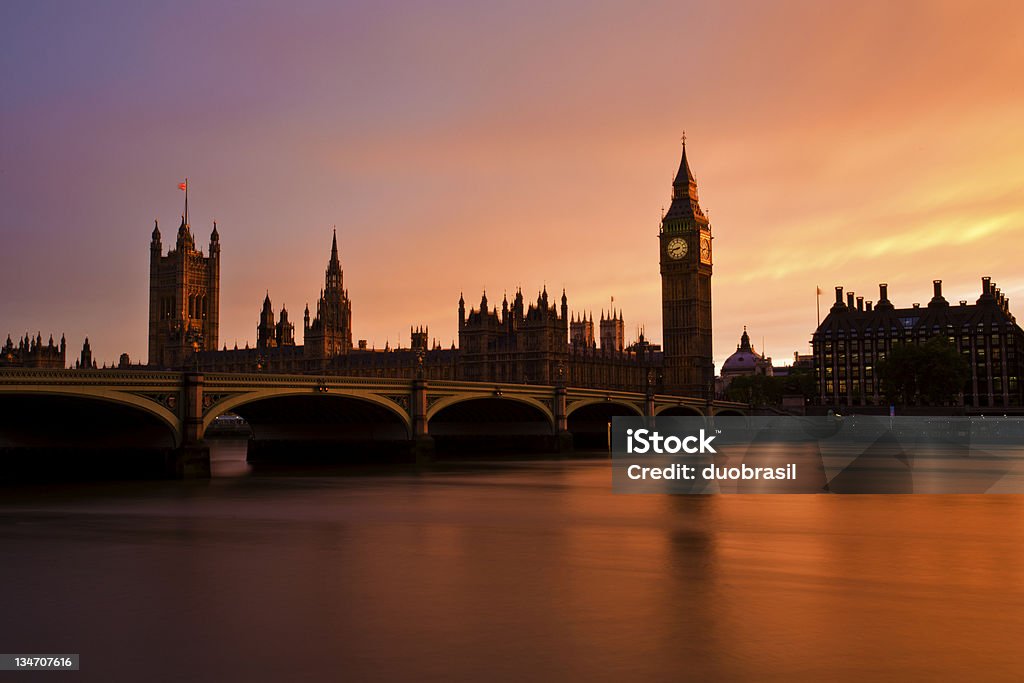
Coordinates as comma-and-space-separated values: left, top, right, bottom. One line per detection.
1, 457, 1022, 681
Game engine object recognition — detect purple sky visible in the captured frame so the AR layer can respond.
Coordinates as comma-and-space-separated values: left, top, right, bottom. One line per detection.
2, 0, 1023, 368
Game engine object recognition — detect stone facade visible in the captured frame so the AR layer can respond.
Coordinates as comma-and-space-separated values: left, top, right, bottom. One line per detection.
148, 216, 220, 368
658, 139, 715, 397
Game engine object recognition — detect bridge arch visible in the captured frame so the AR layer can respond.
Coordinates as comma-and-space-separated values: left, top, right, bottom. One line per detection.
0, 386, 182, 446
427, 394, 557, 454
655, 405, 705, 417
566, 398, 643, 418
203, 388, 412, 437
426, 393, 555, 427
566, 399, 643, 449
712, 408, 746, 417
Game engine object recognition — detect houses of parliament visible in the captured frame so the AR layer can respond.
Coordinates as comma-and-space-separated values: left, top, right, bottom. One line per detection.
140, 141, 717, 397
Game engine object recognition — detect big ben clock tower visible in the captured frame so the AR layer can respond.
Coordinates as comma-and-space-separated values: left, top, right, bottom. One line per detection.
659, 135, 714, 397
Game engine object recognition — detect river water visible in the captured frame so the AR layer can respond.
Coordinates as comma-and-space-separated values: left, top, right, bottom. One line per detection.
1, 439, 1022, 682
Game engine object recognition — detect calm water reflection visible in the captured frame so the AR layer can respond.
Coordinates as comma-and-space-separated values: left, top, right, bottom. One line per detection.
1, 439, 1022, 682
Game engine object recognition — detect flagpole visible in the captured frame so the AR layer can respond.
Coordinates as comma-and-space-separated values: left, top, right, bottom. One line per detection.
816, 286, 821, 327
185, 177, 189, 226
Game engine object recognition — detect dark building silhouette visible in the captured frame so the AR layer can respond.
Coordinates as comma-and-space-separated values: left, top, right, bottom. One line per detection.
813, 278, 1023, 409
256, 294, 296, 350
303, 229, 353, 363
569, 312, 595, 349
167, 233, 663, 390
1, 333, 66, 368
458, 287, 569, 384
143, 140, 720, 396
599, 309, 625, 353
659, 138, 714, 397
77, 337, 96, 369
148, 216, 220, 367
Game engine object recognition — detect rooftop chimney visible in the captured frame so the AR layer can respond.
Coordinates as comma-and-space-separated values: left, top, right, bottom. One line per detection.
978, 276, 995, 305
879, 283, 889, 302
857, 296, 864, 311
847, 292, 855, 309
866, 301, 873, 312
835, 286, 844, 304
929, 279, 948, 307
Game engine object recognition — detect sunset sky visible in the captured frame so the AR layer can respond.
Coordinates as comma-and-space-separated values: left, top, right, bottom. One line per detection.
2, 0, 1023, 370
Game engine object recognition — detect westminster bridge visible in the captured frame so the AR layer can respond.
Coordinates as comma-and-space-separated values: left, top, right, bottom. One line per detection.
0, 369, 747, 478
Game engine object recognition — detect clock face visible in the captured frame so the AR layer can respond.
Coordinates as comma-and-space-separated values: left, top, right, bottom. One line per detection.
666, 237, 687, 260
700, 233, 712, 264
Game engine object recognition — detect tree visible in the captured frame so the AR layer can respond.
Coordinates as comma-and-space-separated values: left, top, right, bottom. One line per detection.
878, 337, 969, 407
781, 366, 816, 401
877, 342, 920, 405
725, 374, 784, 406
917, 336, 970, 405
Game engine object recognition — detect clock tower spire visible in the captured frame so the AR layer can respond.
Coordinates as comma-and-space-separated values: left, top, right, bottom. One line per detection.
659, 135, 714, 397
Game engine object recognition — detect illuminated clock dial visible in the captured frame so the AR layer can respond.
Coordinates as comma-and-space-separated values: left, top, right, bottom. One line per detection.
666, 237, 687, 260
700, 234, 712, 264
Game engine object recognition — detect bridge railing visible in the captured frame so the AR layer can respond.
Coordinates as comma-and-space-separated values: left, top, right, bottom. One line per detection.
0, 368, 184, 382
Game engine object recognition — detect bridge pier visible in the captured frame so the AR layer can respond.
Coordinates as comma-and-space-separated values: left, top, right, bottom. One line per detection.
174, 372, 211, 478
411, 377, 435, 463
412, 377, 428, 438
553, 386, 573, 453
412, 436, 436, 464
170, 444, 212, 478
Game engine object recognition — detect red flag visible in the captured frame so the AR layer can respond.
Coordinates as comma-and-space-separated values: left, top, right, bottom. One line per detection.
178, 181, 187, 191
